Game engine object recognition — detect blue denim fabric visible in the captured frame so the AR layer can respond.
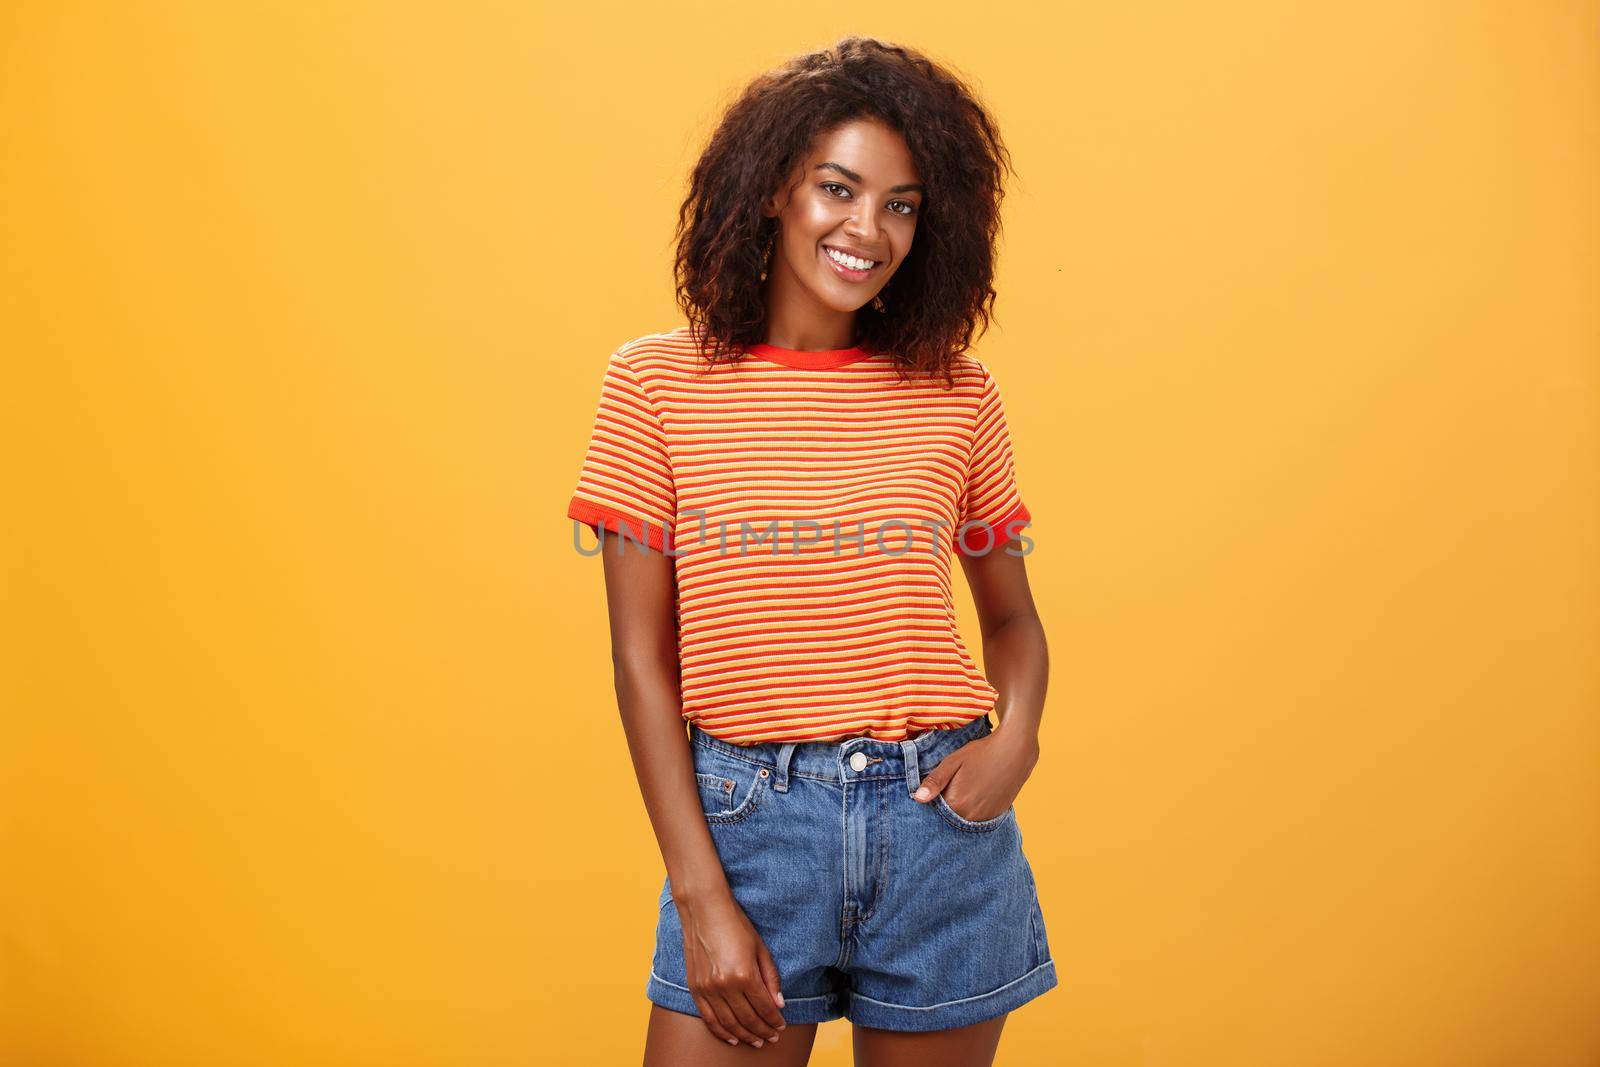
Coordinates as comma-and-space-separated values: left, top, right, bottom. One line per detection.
647, 712, 1058, 1032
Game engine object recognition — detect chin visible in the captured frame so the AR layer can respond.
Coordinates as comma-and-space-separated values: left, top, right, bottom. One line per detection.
805, 287, 866, 315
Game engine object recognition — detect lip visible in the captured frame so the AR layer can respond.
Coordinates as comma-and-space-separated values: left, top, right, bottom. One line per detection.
820, 244, 881, 283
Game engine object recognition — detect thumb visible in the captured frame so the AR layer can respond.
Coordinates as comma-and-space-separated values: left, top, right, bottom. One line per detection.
913, 759, 958, 802
756, 939, 785, 1009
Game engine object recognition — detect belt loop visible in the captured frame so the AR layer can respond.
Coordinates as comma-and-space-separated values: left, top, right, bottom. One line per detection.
900, 737, 921, 796
774, 742, 797, 792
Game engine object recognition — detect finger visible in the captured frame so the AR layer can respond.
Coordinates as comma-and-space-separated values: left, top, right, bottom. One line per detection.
755, 942, 788, 1026
705, 991, 756, 1046
746, 961, 786, 1036
691, 993, 740, 1046
712, 990, 768, 1047
727, 987, 779, 1045
914, 759, 958, 801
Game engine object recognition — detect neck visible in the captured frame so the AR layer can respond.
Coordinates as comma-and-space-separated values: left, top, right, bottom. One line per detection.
759, 276, 859, 352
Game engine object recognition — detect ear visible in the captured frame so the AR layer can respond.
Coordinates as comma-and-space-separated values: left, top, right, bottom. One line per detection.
762, 177, 795, 218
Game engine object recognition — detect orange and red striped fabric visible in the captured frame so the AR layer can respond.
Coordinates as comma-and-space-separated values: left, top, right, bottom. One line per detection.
567, 326, 1032, 745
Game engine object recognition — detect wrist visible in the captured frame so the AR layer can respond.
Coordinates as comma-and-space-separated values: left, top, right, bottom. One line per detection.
670, 877, 734, 911
990, 721, 1041, 759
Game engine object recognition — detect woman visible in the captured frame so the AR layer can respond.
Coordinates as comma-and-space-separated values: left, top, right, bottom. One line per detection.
567, 36, 1055, 1066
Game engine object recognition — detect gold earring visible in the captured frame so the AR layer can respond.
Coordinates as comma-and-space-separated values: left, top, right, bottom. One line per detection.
871, 294, 886, 312
758, 233, 774, 282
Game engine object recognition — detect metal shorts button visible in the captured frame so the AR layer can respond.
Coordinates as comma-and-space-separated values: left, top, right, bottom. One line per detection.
849, 752, 869, 772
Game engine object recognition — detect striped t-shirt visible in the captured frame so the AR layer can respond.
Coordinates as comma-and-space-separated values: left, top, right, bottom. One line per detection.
567, 325, 1032, 746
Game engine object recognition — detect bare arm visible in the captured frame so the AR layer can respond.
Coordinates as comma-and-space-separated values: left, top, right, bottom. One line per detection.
600, 539, 726, 903
958, 538, 1048, 746
598, 537, 786, 1048
911, 538, 1048, 819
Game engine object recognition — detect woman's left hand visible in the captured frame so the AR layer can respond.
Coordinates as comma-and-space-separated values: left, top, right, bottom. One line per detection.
913, 727, 1040, 823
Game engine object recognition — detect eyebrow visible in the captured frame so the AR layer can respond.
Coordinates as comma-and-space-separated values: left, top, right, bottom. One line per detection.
815, 161, 926, 195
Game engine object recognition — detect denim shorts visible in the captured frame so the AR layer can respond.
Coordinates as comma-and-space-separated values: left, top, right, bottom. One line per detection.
647, 712, 1058, 1032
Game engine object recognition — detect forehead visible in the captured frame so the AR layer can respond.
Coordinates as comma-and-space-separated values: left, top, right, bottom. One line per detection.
803, 120, 921, 184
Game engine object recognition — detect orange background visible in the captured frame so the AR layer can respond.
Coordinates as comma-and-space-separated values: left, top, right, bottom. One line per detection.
3, 3, 1597, 1065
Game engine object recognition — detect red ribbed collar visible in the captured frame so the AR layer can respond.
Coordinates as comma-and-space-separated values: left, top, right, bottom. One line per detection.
744, 341, 877, 369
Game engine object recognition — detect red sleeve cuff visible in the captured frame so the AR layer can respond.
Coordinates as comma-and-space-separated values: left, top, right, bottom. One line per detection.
956, 501, 1031, 556
567, 497, 670, 553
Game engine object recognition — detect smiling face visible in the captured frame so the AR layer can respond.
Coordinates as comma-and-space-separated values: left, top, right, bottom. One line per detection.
761, 118, 924, 331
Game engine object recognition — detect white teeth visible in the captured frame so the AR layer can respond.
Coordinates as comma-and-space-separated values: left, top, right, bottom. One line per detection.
825, 246, 876, 271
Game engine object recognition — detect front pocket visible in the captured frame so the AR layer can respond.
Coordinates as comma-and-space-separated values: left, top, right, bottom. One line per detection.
696, 772, 739, 816
693, 755, 769, 824
933, 793, 1014, 833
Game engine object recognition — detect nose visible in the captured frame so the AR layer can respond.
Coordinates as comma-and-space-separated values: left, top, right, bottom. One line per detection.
842, 203, 882, 247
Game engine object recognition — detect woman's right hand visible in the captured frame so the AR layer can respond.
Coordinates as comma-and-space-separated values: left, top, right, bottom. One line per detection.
676, 889, 788, 1047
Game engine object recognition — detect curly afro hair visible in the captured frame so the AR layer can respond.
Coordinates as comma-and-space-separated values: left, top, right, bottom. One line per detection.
673, 36, 1015, 388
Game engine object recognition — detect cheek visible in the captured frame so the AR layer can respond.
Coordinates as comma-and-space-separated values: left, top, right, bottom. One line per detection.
886, 227, 915, 269
789, 197, 843, 239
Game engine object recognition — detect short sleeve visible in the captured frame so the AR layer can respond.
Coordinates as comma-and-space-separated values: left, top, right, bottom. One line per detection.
957, 364, 1031, 555
567, 349, 676, 553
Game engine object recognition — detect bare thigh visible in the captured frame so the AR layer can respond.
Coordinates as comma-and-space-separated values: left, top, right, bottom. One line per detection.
644, 1004, 819, 1067
852, 1014, 1007, 1067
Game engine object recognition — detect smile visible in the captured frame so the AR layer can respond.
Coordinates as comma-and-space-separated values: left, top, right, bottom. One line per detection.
821, 245, 881, 281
